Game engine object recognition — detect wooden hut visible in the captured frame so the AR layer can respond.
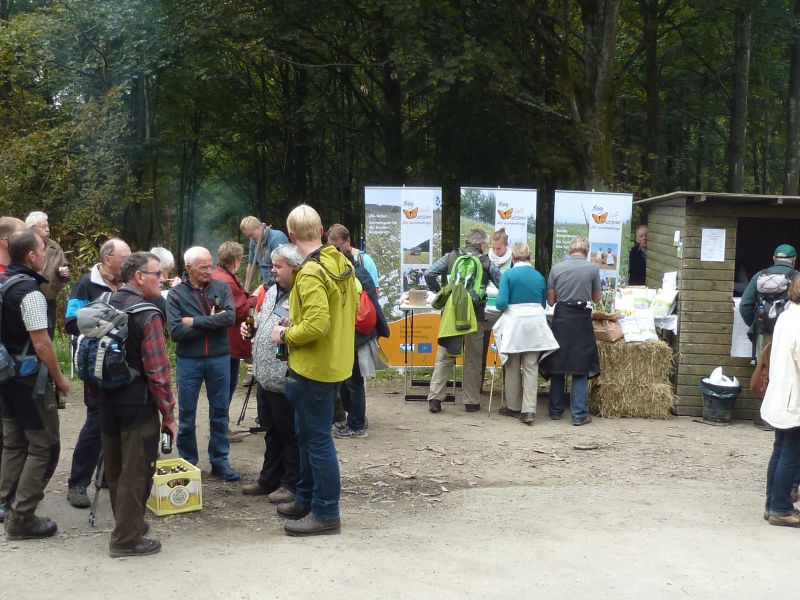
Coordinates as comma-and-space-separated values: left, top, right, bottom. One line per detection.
636, 191, 800, 419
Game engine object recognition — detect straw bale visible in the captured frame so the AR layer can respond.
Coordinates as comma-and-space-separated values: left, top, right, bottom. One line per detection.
589, 340, 675, 419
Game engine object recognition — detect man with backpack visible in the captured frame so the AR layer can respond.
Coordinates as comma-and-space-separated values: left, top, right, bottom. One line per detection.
65, 238, 131, 509
0, 229, 69, 539
739, 244, 798, 361
99, 252, 176, 557
424, 229, 501, 414
240, 216, 290, 292
326, 224, 380, 290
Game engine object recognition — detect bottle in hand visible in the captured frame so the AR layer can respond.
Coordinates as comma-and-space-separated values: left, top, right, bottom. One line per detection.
212, 296, 222, 314
245, 307, 255, 339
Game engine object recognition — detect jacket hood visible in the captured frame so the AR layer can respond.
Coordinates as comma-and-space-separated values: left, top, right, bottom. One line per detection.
305, 244, 354, 281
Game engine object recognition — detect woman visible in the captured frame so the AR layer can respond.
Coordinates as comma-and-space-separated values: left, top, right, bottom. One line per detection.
211, 242, 256, 442
333, 246, 390, 439
240, 244, 302, 503
761, 276, 800, 526
492, 243, 559, 425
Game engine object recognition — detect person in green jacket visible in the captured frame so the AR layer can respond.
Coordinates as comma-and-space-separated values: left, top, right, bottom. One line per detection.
269, 204, 358, 537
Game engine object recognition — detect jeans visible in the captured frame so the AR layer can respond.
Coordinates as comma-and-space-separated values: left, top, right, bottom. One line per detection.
176, 355, 232, 469
68, 402, 102, 489
548, 374, 589, 423
340, 356, 366, 430
284, 369, 340, 520
766, 426, 800, 516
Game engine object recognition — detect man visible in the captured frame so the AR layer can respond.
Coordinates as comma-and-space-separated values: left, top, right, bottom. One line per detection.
0, 229, 70, 539
739, 244, 798, 360
540, 236, 601, 426
166, 246, 238, 480
240, 216, 289, 291
26, 212, 70, 333
270, 204, 358, 536
628, 225, 648, 285
424, 228, 501, 414
0, 217, 25, 273
326, 223, 380, 290
103, 252, 176, 557
65, 238, 131, 508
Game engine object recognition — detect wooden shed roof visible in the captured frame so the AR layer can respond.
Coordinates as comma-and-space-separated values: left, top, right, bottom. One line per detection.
635, 190, 800, 206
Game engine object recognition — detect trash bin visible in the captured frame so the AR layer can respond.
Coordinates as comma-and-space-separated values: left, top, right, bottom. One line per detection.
700, 380, 742, 426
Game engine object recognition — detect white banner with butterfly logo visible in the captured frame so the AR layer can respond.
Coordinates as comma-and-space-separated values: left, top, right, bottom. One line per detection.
459, 188, 537, 249
552, 190, 633, 285
364, 186, 442, 319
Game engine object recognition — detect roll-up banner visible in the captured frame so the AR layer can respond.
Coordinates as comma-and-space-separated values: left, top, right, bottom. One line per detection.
459, 187, 537, 249
552, 190, 633, 285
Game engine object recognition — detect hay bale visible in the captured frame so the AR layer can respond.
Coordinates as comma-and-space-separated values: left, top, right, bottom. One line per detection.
589, 340, 675, 419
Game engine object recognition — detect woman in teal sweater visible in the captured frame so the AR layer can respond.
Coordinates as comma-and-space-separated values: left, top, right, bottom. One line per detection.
494, 248, 547, 310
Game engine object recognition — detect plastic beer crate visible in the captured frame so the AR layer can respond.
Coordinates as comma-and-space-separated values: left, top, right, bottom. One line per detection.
147, 457, 203, 516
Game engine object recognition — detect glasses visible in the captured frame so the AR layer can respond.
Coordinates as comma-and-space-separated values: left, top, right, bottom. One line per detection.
138, 270, 163, 278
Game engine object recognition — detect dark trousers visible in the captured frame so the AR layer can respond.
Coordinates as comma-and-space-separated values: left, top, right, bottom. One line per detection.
0, 377, 60, 514
68, 399, 102, 489
101, 402, 160, 550
256, 385, 299, 492
766, 426, 800, 516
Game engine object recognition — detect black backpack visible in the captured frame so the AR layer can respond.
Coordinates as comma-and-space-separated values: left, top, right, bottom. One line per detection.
755, 269, 797, 333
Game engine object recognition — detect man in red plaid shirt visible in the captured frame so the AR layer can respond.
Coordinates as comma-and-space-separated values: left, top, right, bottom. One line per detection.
102, 251, 176, 558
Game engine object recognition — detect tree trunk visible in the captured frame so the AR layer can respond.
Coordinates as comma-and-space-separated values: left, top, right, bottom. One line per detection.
0, 0, 9, 21
785, 0, 800, 195
640, 0, 660, 192
727, 6, 752, 193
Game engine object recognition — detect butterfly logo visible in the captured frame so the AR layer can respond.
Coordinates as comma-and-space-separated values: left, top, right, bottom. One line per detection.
402, 207, 419, 219
497, 208, 513, 219
592, 211, 608, 224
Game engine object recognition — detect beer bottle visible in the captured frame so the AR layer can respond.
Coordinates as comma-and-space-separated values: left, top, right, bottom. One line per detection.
245, 307, 256, 339
212, 296, 222, 314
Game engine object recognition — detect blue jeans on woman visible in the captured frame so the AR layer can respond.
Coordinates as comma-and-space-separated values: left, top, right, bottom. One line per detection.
766, 426, 800, 516
548, 374, 589, 424
176, 355, 232, 470
284, 369, 340, 521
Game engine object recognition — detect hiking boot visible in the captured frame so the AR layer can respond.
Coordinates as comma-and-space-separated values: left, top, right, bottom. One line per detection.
333, 426, 367, 439
267, 487, 295, 504
768, 513, 800, 527
210, 465, 241, 482
428, 399, 442, 413
242, 481, 271, 496
109, 537, 162, 558
464, 403, 481, 413
333, 420, 347, 432
284, 514, 341, 537
572, 415, 593, 426
67, 486, 90, 509
520, 412, 535, 425
499, 406, 521, 417
5, 511, 57, 540
227, 431, 244, 444
276, 502, 310, 520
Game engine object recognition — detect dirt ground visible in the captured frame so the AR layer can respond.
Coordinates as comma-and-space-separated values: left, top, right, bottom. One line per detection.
1, 375, 795, 599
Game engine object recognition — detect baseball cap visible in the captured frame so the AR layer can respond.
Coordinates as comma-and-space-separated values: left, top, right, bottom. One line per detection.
774, 244, 797, 258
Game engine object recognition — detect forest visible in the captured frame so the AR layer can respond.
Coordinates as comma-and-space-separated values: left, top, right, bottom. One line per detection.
1, 0, 798, 269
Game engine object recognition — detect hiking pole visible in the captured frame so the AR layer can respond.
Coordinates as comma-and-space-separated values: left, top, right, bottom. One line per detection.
488, 342, 498, 416
89, 452, 104, 527
237, 375, 256, 426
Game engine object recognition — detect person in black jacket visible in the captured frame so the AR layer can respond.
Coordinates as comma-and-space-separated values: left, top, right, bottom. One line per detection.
65, 238, 131, 509
628, 225, 648, 286
166, 246, 238, 481
333, 246, 390, 439
0, 229, 70, 539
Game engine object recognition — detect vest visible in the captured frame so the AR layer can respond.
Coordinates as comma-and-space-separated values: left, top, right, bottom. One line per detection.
0, 264, 48, 356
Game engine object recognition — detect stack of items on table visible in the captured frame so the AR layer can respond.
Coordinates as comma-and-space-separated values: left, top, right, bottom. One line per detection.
616, 272, 679, 340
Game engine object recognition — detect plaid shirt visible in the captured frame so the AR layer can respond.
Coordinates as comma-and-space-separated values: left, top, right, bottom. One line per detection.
140, 313, 175, 420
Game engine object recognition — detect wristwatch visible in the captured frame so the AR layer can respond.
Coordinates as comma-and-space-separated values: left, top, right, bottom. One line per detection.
280, 328, 287, 342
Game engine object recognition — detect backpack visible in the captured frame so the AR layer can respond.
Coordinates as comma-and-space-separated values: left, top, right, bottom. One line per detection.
755, 269, 797, 334
354, 280, 377, 335
0, 274, 36, 384
75, 295, 159, 390
448, 251, 486, 306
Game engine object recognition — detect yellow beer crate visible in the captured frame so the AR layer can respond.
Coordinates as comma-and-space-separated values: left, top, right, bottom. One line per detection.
147, 458, 203, 516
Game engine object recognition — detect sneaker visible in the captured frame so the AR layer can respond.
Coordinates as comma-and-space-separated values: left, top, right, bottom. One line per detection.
210, 465, 241, 482
333, 420, 347, 431
520, 412, 535, 425
768, 512, 800, 527
333, 426, 367, 439
67, 486, 90, 509
572, 415, 593, 426
5, 512, 57, 540
428, 399, 442, 413
284, 513, 341, 537
267, 487, 295, 504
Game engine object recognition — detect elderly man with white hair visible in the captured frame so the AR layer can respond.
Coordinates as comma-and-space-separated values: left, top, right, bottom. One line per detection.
26, 211, 69, 335
166, 246, 239, 481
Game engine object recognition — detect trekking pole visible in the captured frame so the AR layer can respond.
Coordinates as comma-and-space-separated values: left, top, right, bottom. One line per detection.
237, 375, 256, 426
89, 452, 104, 527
